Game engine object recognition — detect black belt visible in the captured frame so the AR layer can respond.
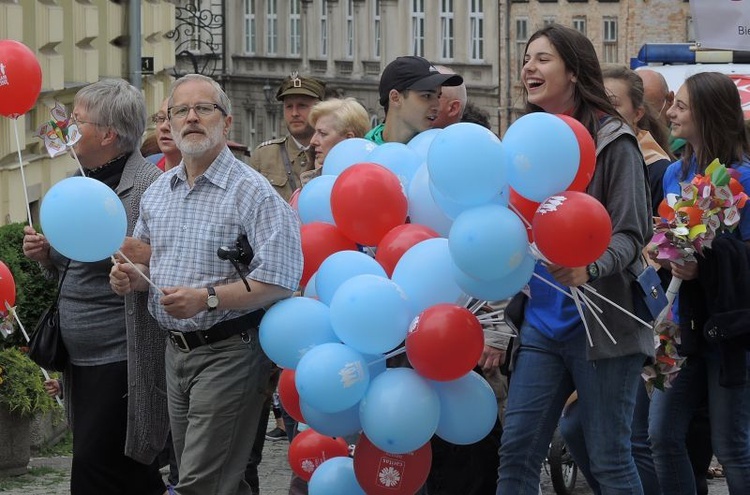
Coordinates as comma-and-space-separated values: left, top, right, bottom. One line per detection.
168, 310, 265, 353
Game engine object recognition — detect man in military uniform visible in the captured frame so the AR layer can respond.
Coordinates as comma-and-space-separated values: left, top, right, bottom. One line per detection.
250, 72, 326, 201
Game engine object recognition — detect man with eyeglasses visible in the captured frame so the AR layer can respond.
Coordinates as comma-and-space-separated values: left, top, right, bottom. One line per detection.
110, 74, 303, 495
250, 72, 326, 201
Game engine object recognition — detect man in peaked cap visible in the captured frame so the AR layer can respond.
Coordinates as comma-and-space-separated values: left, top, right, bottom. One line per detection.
365, 55, 463, 144
250, 72, 326, 201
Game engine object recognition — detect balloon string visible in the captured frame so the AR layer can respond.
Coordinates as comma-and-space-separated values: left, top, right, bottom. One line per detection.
68, 146, 87, 176
5, 301, 63, 407
115, 250, 165, 296
12, 119, 34, 226
367, 346, 406, 366
507, 201, 532, 229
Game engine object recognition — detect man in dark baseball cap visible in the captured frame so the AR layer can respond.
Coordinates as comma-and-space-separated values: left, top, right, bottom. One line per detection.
366, 56, 463, 144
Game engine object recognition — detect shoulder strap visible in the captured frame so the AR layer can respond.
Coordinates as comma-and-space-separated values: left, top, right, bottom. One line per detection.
52, 259, 71, 304
279, 144, 298, 191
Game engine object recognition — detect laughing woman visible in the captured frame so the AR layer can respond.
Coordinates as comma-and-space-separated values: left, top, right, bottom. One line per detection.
496, 24, 652, 495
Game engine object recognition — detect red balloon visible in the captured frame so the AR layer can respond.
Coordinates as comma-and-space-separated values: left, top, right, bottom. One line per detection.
331, 163, 408, 246
287, 428, 349, 481
353, 434, 432, 495
300, 222, 358, 287
278, 368, 305, 424
556, 115, 596, 192
509, 188, 539, 242
375, 224, 440, 277
532, 191, 612, 267
0, 40, 43, 119
406, 304, 484, 381
0, 261, 16, 310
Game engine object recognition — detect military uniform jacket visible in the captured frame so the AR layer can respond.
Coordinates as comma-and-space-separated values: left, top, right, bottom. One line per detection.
250, 135, 315, 201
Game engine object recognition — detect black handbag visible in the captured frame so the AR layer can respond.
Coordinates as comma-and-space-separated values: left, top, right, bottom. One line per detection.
28, 260, 70, 372
631, 264, 668, 322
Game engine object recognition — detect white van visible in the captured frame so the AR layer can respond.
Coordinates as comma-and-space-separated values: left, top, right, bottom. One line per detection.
630, 43, 750, 118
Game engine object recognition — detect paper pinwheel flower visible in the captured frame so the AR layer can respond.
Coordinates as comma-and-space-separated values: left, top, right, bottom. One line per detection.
641, 320, 687, 394
34, 102, 82, 158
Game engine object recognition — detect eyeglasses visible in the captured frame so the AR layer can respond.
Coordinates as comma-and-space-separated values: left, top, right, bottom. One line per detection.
71, 116, 104, 127
152, 114, 168, 125
168, 103, 227, 120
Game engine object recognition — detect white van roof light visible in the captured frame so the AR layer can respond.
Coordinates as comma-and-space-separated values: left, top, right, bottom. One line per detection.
630, 43, 750, 69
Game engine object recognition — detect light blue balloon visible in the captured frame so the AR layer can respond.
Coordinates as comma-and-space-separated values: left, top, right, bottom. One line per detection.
503, 113, 580, 202
364, 353, 387, 378
315, 250, 387, 305
449, 204, 529, 281
407, 164, 453, 237
359, 368, 440, 454
430, 180, 510, 220
321, 138, 377, 176
300, 400, 362, 438
303, 272, 318, 298
391, 238, 464, 315
427, 123, 507, 206
329, 274, 412, 355
296, 343, 370, 413
407, 128, 443, 160
308, 457, 365, 495
259, 297, 339, 369
40, 176, 127, 262
452, 253, 535, 302
367, 142, 422, 190
298, 175, 336, 225
431, 371, 498, 445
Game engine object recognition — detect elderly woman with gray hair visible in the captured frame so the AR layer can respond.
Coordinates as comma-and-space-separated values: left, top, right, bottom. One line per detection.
22, 78, 168, 495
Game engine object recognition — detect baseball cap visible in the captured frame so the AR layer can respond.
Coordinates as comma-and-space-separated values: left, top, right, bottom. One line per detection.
276, 71, 326, 101
378, 56, 463, 106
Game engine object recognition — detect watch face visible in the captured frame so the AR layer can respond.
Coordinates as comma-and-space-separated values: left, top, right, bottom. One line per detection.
207, 295, 219, 308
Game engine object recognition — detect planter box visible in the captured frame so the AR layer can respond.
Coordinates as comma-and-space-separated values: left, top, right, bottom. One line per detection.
30, 409, 68, 454
0, 408, 31, 477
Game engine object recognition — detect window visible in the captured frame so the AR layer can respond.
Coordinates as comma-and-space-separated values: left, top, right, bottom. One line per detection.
320, 0, 328, 57
470, 0, 484, 61
267, 0, 278, 55
543, 16, 556, 27
346, 0, 354, 59
572, 16, 586, 36
440, 0, 454, 60
515, 17, 528, 81
290, 0, 301, 56
244, 0, 256, 54
373, 0, 381, 59
603, 17, 618, 63
411, 0, 425, 57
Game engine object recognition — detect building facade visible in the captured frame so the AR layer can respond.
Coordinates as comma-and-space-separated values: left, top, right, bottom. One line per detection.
0, 0, 176, 224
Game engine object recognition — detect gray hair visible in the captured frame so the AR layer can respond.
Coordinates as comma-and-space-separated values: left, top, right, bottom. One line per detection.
168, 74, 232, 115
74, 78, 146, 153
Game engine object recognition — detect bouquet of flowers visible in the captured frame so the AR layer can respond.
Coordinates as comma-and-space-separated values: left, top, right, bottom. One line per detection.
644, 159, 747, 391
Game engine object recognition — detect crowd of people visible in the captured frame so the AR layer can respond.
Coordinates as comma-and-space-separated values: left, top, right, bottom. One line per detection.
20, 22, 750, 495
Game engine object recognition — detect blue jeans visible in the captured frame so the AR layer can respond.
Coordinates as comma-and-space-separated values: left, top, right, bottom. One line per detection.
649, 345, 750, 495
497, 322, 645, 495
561, 380, 661, 495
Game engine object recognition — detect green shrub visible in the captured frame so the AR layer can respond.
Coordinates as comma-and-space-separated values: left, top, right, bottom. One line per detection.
0, 223, 56, 349
0, 347, 55, 416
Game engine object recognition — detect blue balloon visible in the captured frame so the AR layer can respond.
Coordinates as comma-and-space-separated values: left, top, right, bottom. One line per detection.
359, 368, 440, 454
321, 138, 377, 176
453, 253, 535, 302
303, 272, 318, 298
430, 180, 510, 220
308, 457, 365, 495
503, 113, 580, 202
300, 400, 362, 438
407, 128, 443, 160
391, 238, 464, 315
431, 371, 499, 445
259, 297, 339, 369
367, 142, 423, 191
449, 204, 529, 281
407, 164, 453, 237
329, 274, 413, 354
40, 176, 127, 262
296, 343, 370, 413
427, 123, 507, 206
315, 250, 387, 305
298, 175, 336, 225
364, 353, 387, 378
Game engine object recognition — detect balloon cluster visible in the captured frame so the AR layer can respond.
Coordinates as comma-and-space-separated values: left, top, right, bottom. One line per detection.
261, 113, 614, 493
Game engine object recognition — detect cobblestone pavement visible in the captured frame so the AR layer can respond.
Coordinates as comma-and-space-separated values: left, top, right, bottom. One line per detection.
0, 418, 731, 494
